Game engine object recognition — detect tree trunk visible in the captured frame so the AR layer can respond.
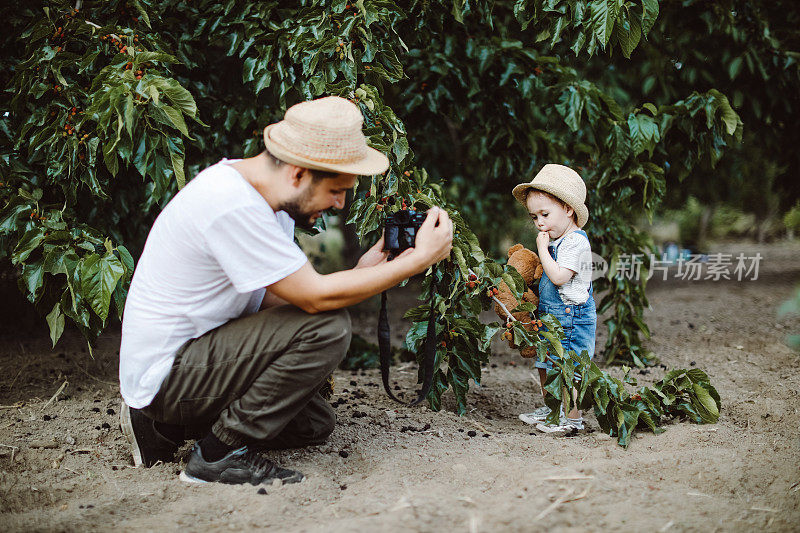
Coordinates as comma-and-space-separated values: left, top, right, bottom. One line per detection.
697, 204, 714, 251
757, 190, 780, 244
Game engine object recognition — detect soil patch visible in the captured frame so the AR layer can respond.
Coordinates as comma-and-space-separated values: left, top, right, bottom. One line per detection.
1, 242, 798, 531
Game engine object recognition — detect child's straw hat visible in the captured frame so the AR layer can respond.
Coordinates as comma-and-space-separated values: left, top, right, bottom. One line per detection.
512, 164, 589, 227
264, 96, 389, 175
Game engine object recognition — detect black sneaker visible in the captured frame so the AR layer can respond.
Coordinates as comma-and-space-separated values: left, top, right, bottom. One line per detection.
119, 400, 180, 467
180, 444, 305, 485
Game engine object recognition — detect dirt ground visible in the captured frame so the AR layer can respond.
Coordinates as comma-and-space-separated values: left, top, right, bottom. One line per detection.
1, 241, 798, 532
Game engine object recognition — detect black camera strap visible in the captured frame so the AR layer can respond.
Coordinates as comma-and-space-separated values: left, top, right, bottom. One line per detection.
378, 272, 437, 406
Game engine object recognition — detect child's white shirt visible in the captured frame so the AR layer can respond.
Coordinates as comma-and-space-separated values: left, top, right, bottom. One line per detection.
549, 231, 593, 305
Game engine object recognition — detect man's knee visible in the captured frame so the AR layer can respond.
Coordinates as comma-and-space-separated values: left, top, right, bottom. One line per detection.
318, 308, 351, 336
315, 308, 351, 366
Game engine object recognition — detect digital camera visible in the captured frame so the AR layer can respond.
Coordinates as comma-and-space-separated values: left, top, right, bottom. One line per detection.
383, 209, 426, 257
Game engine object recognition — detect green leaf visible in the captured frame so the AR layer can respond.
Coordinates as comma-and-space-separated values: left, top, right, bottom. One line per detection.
405, 321, 430, 352
170, 152, 186, 189
80, 252, 125, 322
103, 140, 119, 176
403, 305, 430, 321
556, 86, 585, 132
597, 90, 624, 121
616, 11, 641, 58
641, 0, 659, 35
243, 57, 258, 82
627, 113, 660, 156
541, 331, 564, 358
13, 228, 46, 264
134, 52, 177, 65
481, 323, 502, 350
728, 57, 743, 80
46, 302, 65, 347
131, 0, 152, 28
505, 266, 527, 295
124, 93, 135, 139
452, 246, 469, 278
161, 79, 198, 117
392, 137, 410, 164
686, 368, 711, 383
451, 0, 464, 24
162, 105, 190, 137
589, 0, 622, 48
717, 95, 740, 136
691, 383, 720, 423
117, 245, 135, 273
147, 84, 160, 105
20, 262, 44, 302
609, 123, 631, 171
43, 246, 80, 276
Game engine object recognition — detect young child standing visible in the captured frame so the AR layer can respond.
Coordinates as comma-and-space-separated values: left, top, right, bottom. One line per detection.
511, 164, 597, 433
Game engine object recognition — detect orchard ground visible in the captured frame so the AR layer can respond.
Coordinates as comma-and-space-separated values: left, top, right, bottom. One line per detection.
1, 241, 798, 532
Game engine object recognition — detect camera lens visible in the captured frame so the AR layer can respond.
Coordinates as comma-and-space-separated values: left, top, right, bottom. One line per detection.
395, 210, 411, 224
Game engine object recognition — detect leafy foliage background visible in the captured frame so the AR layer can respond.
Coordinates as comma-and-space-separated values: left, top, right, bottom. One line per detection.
3, 0, 794, 411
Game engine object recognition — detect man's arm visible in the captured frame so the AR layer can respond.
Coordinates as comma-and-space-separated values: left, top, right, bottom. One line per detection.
260, 289, 288, 310
269, 207, 453, 313
260, 233, 387, 310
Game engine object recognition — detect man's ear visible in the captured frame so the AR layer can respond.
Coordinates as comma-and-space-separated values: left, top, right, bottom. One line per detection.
286, 165, 307, 188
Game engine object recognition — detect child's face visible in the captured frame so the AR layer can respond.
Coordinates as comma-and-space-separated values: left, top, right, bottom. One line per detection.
526, 192, 575, 240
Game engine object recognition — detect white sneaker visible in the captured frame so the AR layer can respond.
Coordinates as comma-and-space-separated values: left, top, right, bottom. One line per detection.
518, 406, 552, 425
535, 416, 584, 433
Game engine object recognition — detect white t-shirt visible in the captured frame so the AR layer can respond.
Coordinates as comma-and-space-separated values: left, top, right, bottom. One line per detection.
550, 231, 593, 305
119, 159, 308, 408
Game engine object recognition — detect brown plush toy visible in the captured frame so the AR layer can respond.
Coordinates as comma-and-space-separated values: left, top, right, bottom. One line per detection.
493, 244, 544, 358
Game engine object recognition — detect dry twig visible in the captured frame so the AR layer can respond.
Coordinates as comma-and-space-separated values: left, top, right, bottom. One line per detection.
0, 443, 19, 462
467, 419, 490, 435
544, 475, 595, 481
40, 380, 68, 412
562, 485, 591, 503
72, 360, 116, 385
534, 484, 591, 521
534, 488, 575, 520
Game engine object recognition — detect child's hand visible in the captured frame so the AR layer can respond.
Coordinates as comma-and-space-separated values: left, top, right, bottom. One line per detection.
536, 231, 550, 250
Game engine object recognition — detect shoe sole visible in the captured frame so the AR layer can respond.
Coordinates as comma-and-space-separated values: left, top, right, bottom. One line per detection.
119, 400, 144, 467
535, 423, 568, 433
179, 471, 208, 484
178, 470, 305, 485
519, 414, 549, 425
535, 422, 584, 434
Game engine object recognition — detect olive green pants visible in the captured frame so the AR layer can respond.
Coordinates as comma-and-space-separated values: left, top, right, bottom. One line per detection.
142, 305, 351, 448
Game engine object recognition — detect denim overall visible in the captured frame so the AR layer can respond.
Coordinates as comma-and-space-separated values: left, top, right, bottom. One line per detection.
535, 230, 597, 370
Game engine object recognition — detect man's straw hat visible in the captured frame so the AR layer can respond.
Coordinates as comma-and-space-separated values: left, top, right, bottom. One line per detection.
263, 96, 389, 176
512, 164, 589, 227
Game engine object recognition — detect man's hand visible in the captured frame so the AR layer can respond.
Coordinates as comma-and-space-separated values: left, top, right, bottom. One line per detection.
354, 236, 390, 269
409, 207, 453, 267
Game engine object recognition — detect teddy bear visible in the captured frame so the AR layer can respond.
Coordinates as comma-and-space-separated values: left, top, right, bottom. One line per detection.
493, 244, 544, 358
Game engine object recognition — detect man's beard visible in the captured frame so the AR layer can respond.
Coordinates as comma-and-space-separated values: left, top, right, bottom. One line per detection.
278, 187, 318, 230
